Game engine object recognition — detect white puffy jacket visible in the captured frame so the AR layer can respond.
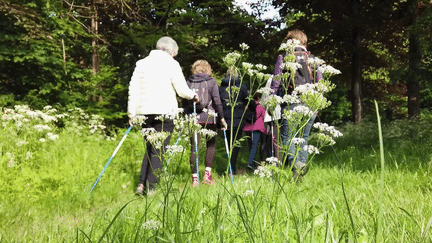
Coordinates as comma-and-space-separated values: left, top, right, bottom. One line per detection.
128, 50, 196, 118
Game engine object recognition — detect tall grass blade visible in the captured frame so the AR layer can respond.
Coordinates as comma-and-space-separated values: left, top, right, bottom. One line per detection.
77, 228, 93, 243
421, 215, 432, 240
374, 100, 385, 243
97, 199, 138, 243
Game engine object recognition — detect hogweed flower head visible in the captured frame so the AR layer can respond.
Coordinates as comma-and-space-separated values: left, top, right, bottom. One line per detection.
202, 108, 217, 118
266, 157, 281, 167
303, 145, 320, 154
239, 43, 249, 50
166, 145, 184, 155
308, 57, 325, 66
318, 64, 341, 76
242, 62, 253, 70
223, 52, 242, 67
254, 165, 273, 178
313, 122, 343, 138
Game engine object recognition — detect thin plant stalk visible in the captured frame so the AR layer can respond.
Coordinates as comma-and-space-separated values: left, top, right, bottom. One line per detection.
374, 100, 385, 242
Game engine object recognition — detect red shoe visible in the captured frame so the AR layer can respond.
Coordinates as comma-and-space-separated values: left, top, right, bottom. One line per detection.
203, 168, 212, 185
192, 173, 198, 187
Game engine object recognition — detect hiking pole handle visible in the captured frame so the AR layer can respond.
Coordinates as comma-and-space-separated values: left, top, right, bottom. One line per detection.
91, 125, 133, 192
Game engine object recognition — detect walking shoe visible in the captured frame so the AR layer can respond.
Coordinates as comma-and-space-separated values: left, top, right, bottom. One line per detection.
203, 167, 212, 185
135, 183, 145, 195
192, 173, 199, 187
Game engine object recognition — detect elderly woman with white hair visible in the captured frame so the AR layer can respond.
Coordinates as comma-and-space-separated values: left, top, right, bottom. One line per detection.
128, 36, 199, 195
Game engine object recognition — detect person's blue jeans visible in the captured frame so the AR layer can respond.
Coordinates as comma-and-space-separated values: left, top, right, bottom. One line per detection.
245, 131, 261, 168
280, 104, 316, 167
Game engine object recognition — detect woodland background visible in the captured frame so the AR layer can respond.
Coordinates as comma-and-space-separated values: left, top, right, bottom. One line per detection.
1, 0, 432, 126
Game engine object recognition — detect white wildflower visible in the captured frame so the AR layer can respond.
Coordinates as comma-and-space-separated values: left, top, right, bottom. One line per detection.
303, 145, 320, 154
294, 83, 318, 95
254, 165, 272, 178
308, 57, 326, 66
239, 43, 250, 50
283, 62, 302, 70
47, 133, 59, 140
255, 64, 267, 71
247, 69, 258, 76
243, 190, 254, 197
166, 145, 184, 155
168, 108, 184, 120
146, 132, 169, 149
121, 185, 127, 189
198, 129, 217, 139
43, 105, 53, 110
39, 138, 46, 142
256, 87, 273, 96
223, 52, 242, 66
131, 115, 147, 125
241, 62, 253, 70
266, 157, 281, 167
292, 138, 305, 145
142, 220, 161, 230
292, 105, 314, 117
140, 128, 156, 137
33, 124, 51, 132
282, 94, 301, 104
313, 123, 343, 137
203, 108, 217, 118
318, 64, 341, 75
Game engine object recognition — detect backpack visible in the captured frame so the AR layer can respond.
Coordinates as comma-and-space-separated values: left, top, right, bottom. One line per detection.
244, 100, 257, 124
186, 80, 211, 114
277, 49, 313, 97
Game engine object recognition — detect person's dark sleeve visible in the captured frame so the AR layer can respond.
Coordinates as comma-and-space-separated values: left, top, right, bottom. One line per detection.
210, 79, 224, 120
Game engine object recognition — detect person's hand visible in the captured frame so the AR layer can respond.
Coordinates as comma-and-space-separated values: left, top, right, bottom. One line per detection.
129, 118, 134, 126
221, 118, 228, 130
193, 94, 200, 103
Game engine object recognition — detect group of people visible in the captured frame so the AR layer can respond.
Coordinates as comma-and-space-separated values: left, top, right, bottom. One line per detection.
128, 30, 321, 195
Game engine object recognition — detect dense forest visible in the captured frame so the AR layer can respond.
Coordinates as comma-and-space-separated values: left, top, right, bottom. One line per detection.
1, 0, 431, 126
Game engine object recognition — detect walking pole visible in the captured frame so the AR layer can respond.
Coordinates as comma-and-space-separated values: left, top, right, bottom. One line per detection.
193, 102, 200, 185
223, 130, 234, 184
91, 125, 134, 192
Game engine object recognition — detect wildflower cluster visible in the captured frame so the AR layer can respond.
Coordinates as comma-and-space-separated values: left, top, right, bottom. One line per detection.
142, 220, 162, 230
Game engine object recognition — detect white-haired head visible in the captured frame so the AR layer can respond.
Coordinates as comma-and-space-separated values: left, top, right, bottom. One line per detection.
156, 36, 179, 57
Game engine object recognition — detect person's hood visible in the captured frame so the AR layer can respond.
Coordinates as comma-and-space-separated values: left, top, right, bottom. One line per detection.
221, 75, 241, 87
187, 73, 213, 83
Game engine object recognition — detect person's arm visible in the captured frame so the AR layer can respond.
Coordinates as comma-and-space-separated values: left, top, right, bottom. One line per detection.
170, 61, 198, 101
210, 79, 227, 129
271, 54, 284, 95
127, 62, 141, 120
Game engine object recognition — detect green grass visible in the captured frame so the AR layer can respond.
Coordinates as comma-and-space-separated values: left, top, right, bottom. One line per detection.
1, 110, 432, 242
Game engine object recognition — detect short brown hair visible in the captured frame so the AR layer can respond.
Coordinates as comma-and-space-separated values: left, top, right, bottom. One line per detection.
286, 29, 307, 46
191, 60, 212, 75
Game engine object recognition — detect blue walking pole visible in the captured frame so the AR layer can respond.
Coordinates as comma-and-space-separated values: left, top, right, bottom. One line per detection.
193, 102, 200, 185
91, 125, 134, 192
223, 130, 234, 184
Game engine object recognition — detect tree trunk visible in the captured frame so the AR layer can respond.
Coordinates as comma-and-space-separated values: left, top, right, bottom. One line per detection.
91, 0, 102, 103
349, 0, 363, 123
407, 0, 421, 117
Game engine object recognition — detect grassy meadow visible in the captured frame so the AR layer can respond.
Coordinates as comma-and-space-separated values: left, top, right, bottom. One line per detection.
1, 105, 432, 242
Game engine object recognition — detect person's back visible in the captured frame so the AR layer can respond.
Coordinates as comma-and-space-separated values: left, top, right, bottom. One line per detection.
219, 74, 249, 129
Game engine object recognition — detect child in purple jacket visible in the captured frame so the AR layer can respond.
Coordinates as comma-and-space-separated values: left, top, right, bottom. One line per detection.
243, 92, 267, 170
